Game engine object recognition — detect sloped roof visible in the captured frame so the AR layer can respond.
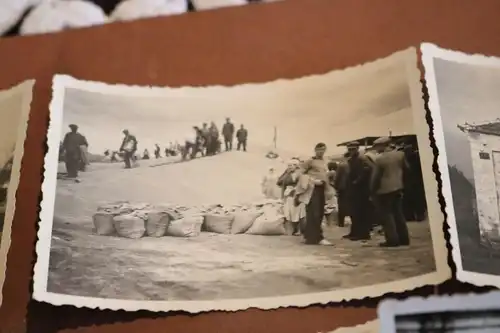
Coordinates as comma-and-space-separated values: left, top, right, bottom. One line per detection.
458, 120, 500, 137
336, 134, 417, 147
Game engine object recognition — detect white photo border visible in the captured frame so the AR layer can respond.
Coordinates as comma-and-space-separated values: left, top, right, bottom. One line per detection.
0, 79, 35, 306
421, 42, 500, 288
33, 47, 450, 313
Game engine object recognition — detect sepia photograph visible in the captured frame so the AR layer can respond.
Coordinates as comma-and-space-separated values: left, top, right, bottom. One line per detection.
422, 43, 500, 287
378, 292, 500, 333
34, 47, 448, 312
0, 80, 34, 306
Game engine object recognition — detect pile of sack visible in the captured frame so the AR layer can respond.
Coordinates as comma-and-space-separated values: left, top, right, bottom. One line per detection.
92, 199, 287, 239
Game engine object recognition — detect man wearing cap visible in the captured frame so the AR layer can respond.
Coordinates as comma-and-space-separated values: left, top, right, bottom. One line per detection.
119, 129, 138, 169
295, 142, 334, 246
371, 136, 410, 247
61, 124, 88, 178
344, 141, 372, 241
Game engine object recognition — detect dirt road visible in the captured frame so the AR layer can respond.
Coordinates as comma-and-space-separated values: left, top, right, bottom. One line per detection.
47, 152, 436, 301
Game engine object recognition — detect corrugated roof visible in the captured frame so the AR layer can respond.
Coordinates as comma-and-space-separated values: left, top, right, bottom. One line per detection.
458, 120, 500, 137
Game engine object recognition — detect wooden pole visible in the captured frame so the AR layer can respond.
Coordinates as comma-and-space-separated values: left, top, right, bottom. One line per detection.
273, 126, 277, 150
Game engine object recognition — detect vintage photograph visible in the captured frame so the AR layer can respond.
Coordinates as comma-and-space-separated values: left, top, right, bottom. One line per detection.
0, 80, 34, 306
34, 47, 448, 312
378, 292, 500, 333
421, 43, 500, 287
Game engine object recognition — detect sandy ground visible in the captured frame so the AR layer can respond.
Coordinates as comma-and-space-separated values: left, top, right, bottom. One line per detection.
48, 151, 436, 301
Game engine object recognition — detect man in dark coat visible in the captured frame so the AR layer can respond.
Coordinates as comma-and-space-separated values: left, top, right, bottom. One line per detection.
371, 137, 410, 247
119, 129, 138, 169
343, 141, 372, 241
62, 124, 87, 178
236, 124, 248, 152
334, 152, 351, 227
222, 117, 235, 152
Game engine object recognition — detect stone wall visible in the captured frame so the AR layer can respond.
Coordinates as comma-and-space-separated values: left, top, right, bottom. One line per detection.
467, 132, 500, 247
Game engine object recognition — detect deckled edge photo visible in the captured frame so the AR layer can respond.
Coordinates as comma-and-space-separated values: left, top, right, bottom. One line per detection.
33, 47, 449, 313
322, 319, 379, 333
378, 291, 500, 332
421, 42, 500, 288
0, 79, 35, 306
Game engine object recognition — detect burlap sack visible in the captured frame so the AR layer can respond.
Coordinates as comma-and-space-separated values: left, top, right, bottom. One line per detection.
92, 212, 115, 235
166, 215, 204, 237
113, 213, 146, 239
231, 212, 262, 234
145, 211, 171, 237
245, 214, 286, 236
203, 213, 235, 234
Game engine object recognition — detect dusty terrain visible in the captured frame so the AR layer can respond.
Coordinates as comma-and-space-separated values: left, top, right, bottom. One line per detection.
48, 151, 436, 301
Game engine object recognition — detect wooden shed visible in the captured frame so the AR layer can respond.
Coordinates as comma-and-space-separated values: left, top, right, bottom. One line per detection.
458, 120, 500, 249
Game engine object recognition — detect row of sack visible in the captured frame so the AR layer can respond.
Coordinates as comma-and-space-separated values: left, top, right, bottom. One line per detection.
92, 200, 288, 239
1, 0, 282, 36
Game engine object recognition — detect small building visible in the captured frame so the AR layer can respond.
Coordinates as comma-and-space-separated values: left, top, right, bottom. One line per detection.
458, 120, 500, 249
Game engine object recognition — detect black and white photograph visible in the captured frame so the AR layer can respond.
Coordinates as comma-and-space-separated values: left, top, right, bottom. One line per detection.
378, 292, 500, 333
33, 47, 448, 312
0, 80, 34, 306
421, 43, 500, 287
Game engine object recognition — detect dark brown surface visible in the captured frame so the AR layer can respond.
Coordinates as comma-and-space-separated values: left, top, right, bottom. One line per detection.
0, 0, 499, 332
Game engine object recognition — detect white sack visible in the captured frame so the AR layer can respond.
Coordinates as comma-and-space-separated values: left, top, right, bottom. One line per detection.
20, 0, 108, 35
191, 0, 248, 11
110, 0, 188, 22
0, 0, 42, 35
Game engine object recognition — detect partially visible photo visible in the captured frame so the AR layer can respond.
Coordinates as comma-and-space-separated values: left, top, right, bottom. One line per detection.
0, 80, 34, 306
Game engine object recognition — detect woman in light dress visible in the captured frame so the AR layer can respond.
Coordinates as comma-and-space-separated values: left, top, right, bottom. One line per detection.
261, 166, 281, 200
277, 159, 306, 236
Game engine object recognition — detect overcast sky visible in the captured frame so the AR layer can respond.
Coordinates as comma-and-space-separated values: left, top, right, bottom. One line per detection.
60, 50, 417, 157
0, 90, 23, 169
433, 58, 500, 181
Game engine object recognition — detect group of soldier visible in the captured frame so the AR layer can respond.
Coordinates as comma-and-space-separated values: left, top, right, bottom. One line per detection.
276, 136, 426, 248
60, 118, 251, 176
181, 118, 249, 160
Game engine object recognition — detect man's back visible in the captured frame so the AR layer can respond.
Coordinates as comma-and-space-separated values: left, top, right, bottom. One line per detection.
374, 149, 405, 194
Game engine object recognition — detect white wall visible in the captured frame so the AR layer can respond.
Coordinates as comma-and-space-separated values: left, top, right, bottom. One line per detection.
467, 132, 500, 246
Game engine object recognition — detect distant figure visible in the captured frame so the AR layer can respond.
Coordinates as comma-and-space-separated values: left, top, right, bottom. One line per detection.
119, 129, 138, 169
200, 123, 209, 155
222, 117, 235, 151
207, 122, 219, 155
236, 124, 248, 152
62, 124, 87, 178
261, 167, 281, 199
154, 144, 161, 159
371, 137, 410, 247
143, 149, 150, 160
110, 151, 118, 162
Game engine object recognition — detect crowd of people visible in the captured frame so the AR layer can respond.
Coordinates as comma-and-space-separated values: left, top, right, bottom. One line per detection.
264, 137, 427, 248
59, 118, 250, 177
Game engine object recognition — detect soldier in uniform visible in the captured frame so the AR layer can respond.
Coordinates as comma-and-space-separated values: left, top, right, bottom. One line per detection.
343, 141, 372, 241
371, 136, 410, 247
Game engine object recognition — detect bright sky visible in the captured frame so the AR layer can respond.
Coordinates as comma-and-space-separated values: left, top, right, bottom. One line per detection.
0, 90, 23, 169
60, 50, 416, 157
433, 58, 500, 180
